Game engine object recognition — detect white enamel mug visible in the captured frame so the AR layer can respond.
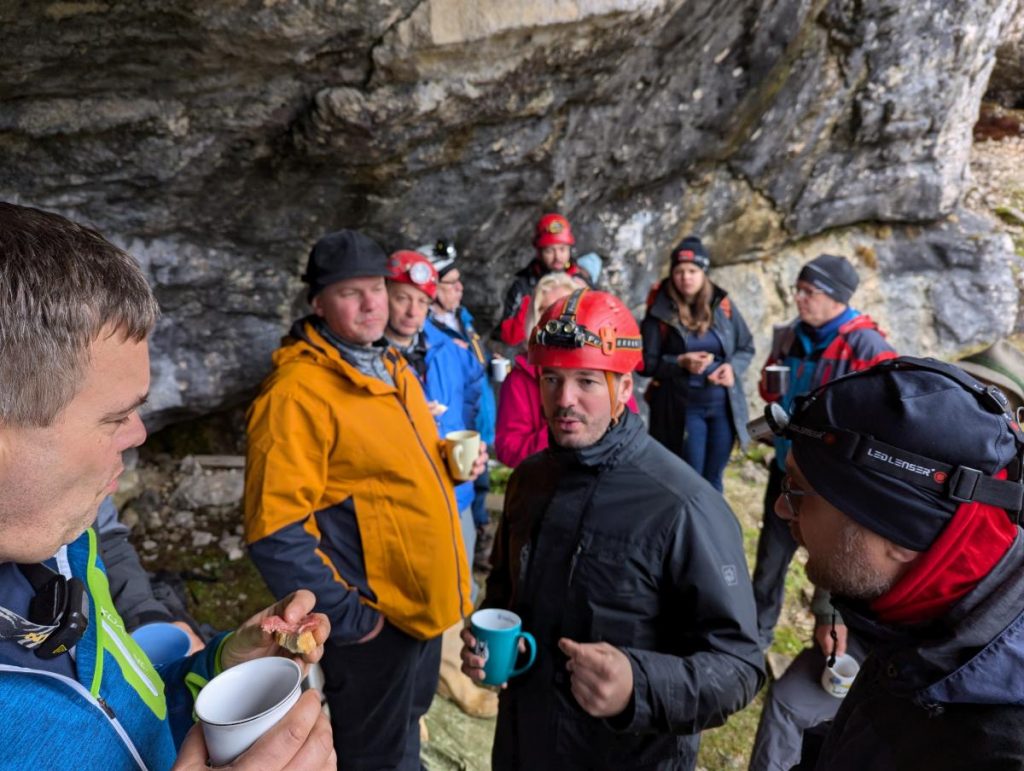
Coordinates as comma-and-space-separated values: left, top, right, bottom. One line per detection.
195, 656, 303, 766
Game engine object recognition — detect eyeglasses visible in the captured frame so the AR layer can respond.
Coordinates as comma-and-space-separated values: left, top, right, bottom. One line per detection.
780, 475, 819, 518
792, 285, 824, 299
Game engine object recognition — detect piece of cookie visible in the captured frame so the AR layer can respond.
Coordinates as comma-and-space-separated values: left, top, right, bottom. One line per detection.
260, 615, 319, 655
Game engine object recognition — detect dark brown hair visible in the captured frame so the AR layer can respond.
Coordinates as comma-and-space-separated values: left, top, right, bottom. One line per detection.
667, 274, 713, 336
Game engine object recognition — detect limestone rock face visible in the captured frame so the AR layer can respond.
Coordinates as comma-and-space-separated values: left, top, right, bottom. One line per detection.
1, 0, 1021, 426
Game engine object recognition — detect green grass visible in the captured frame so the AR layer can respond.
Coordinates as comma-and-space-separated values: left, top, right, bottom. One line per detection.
184, 554, 275, 628
132, 503, 274, 630
694, 456, 814, 769
489, 463, 513, 494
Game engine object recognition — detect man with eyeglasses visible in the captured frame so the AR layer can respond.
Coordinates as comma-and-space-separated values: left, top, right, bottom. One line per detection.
419, 240, 499, 571
752, 357, 1024, 770
747, 474, 870, 771
751, 254, 897, 655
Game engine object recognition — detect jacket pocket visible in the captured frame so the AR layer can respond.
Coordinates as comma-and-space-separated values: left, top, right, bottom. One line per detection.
575, 544, 660, 649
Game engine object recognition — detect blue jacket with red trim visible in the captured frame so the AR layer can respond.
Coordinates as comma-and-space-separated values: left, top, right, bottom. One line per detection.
759, 310, 896, 469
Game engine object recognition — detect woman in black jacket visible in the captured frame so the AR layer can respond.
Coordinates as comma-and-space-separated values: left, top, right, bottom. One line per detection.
641, 236, 755, 491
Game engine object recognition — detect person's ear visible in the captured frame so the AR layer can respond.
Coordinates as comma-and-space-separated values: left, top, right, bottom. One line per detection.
617, 372, 634, 408
825, 295, 847, 315
311, 294, 325, 318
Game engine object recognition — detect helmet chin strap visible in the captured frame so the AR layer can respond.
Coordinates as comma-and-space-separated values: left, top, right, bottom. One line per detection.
605, 370, 625, 425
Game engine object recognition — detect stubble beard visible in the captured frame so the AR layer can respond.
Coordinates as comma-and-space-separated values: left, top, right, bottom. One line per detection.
550, 407, 601, 449
805, 519, 896, 602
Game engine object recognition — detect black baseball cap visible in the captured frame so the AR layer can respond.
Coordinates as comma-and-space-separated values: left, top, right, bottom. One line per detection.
303, 230, 389, 301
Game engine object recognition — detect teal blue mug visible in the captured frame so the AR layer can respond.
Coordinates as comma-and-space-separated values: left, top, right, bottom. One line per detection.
470, 609, 537, 686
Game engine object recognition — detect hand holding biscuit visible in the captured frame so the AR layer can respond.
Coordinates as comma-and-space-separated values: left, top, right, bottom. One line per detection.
220, 589, 330, 671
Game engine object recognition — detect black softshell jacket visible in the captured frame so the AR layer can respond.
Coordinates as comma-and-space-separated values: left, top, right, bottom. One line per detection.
485, 410, 765, 770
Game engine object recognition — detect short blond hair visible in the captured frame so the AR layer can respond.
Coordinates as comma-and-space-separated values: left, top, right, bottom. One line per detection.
0, 203, 159, 427
524, 272, 581, 343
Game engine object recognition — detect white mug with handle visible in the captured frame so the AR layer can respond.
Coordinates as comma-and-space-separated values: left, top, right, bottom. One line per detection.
820, 653, 859, 698
444, 429, 481, 481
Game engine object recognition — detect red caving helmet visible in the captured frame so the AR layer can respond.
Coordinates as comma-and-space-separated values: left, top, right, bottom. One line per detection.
528, 288, 642, 374
386, 250, 438, 299
533, 213, 575, 249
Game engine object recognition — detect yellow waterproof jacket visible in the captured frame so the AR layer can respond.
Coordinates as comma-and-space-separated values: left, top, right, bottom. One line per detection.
244, 321, 472, 641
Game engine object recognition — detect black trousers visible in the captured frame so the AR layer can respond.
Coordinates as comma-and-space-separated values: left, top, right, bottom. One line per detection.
751, 462, 798, 648
320, 621, 442, 770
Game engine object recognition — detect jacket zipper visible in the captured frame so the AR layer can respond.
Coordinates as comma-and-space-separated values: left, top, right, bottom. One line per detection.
567, 542, 583, 587
518, 543, 531, 587
0, 663, 149, 770
389, 353, 468, 622
97, 694, 116, 718
100, 612, 160, 699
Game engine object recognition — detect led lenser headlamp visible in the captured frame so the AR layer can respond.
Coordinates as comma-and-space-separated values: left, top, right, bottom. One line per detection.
0, 563, 89, 659
746, 356, 1024, 515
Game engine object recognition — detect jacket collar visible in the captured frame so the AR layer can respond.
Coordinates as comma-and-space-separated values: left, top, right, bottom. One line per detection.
548, 407, 645, 469
279, 317, 403, 395
512, 352, 538, 379
517, 258, 578, 281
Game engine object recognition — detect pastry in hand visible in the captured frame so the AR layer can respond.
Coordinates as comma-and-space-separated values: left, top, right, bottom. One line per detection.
260, 615, 320, 655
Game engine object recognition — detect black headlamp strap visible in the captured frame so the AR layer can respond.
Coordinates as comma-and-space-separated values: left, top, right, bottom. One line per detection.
789, 421, 1024, 510
559, 287, 586, 320
0, 564, 60, 649
785, 355, 1024, 515
0, 607, 59, 649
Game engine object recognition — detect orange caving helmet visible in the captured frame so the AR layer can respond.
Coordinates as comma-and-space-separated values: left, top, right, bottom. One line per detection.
386, 250, 438, 300
533, 213, 575, 249
528, 288, 642, 374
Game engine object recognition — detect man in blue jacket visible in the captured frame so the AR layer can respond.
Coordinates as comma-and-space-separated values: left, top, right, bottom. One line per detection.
0, 202, 334, 770
420, 239, 497, 558
384, 250, 485, 558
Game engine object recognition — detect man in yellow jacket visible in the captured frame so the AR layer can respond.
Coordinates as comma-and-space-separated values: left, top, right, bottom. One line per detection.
244, 229, 480, 770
